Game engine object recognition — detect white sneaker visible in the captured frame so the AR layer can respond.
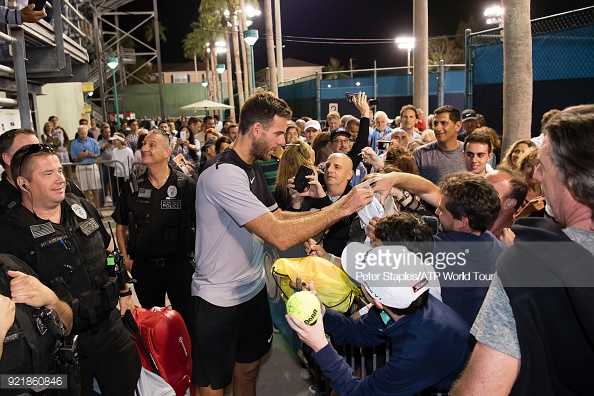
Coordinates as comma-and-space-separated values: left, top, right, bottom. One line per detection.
105, 196, 113, 203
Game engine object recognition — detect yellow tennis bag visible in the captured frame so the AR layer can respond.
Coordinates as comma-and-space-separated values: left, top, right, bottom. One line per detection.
271, 256, 361, 314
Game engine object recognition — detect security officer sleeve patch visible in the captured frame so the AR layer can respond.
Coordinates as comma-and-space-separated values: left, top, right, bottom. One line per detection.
161, 200, 181, 209
71, 203, 88, 219
30, 223, 56, 238
79, 218, 100, 236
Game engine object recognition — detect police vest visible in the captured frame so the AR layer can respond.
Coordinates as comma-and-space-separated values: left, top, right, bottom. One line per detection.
126, 169, 195, 259
5, 194, 118, 334
0, 254, 60, 391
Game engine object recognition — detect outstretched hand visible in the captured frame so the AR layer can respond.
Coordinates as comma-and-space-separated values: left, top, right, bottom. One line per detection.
285, 282, 329, 352
21, 4, 46, 24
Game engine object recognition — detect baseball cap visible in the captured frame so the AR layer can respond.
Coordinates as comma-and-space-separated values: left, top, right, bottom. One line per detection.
303, 120, 321, 131
341, 242, 431, 309
330, 127, 351, 141
461, 109, 477, 121
201, 138, 216, 151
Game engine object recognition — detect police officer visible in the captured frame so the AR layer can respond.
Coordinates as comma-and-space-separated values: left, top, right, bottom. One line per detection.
113, 130, 196, 329
0, 144, 141, 395
0, 128, 85, 219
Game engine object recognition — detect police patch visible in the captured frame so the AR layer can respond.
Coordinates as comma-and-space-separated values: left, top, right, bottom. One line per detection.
79, 218, 99, 236
167, 185, 177, 198
138, 188, 152, 198
161, 200, 181, 209
71, 203, 87, 219
30, 223, 55, 238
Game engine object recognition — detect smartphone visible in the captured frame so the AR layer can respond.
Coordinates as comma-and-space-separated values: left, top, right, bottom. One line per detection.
179, 131, 187, 141
368, 98, 379, 107
421, 215, 440, 235
345, 92, 358, 103
293, 165, 314, 193
28, 0, 46, 11
377, 141, 390, 151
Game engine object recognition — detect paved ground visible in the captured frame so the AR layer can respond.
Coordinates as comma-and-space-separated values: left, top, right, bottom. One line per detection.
98, 207, 314, 396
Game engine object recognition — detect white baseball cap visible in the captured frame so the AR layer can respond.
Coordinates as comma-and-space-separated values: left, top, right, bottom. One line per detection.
303, 120, 321, 131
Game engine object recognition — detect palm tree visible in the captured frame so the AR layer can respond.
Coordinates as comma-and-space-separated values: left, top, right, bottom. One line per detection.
144, 21, 167, 43
502, 0, 532, 152
323, 57, 349, 80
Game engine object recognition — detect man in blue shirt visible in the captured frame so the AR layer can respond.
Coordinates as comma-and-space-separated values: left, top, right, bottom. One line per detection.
70, 125, 101, 207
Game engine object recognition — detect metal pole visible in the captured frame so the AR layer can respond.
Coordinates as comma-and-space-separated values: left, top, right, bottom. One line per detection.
274, 0, 283, 84
250, 45, 256, 90
10, 28, 31, 129
92, 7, 107, 122
438, 59, 445, 107
464, 28, 473, 110
407, 48, 411, 74
153, 0, 165, 120
373, 60, 378, 108
112, 70, 120, 131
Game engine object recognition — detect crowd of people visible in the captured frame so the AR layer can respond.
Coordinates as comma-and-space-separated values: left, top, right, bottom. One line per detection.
0, 90, 592, 396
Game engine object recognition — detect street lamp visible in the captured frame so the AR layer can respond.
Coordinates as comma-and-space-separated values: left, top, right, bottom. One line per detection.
106, 57, 120, 130
395, 37, 415, 74
244, 29, 259, 91
202, 79, 208, 99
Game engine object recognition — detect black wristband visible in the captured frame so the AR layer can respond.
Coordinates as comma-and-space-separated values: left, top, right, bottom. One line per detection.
119, 290, 133, 297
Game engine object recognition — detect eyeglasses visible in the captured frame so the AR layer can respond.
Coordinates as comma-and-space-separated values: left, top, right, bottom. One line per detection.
333, 138, 350, 145
18, 144, 55, 179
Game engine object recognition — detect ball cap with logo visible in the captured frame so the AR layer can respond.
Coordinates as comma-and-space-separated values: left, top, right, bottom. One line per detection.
461, 109, 478, 121
330, 127, 351, 141
341, 242, 432, 309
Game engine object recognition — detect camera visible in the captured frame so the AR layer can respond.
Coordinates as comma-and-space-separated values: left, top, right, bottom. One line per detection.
345, 92, 358, 103
368, 98, 379, 107
377, 141, 390, 151
293, 165, 314, 193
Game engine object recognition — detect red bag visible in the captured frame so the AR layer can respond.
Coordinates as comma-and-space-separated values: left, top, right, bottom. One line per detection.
125, 306, 193, 396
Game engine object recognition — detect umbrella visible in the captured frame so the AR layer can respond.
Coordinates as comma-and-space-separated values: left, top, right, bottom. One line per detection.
180, 100, 234, 111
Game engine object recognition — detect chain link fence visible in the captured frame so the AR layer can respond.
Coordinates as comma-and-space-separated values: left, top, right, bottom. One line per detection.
468, 6, 594, 137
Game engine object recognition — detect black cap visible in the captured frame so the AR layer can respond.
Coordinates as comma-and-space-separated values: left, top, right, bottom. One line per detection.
461, 109, 477, 121
201, 138, 216, 151
330, 127, 351, 141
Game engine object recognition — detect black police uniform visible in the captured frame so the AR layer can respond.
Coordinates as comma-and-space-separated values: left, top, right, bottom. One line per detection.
112, 165, 196, 329
0, 194, 141, 396
0, 171, 85, 219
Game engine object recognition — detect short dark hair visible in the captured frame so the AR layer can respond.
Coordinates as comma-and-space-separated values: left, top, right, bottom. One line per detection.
463, 129, 493, 153
188, 116, 201, 127
434, 105, 461, 124
346, 118, 360, 130
238, 90, 292, 136
493, 165, 528, 211
79, 119, 88, 125
400, 104, 418, 119
10, 144, 56, 182
203, 115, 213, 124
48, 116, 57, 122
544, 104, 594, 218
0, 129, 37, 168
440, 172, 501, 233
215, 136, 232, 154
374, 212, 434, 255
384, 147, 419, 175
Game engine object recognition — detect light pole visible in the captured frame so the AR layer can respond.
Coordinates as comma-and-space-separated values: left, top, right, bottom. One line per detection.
106, 57, 120, 130
216, 63, 226, 118
484, 5, 504, 26
395, 37, 415, 74
244, 29, 259, 92
202, 80, 208, 100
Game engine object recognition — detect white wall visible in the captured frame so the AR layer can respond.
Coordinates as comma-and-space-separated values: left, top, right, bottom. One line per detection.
36, 82, 86, 136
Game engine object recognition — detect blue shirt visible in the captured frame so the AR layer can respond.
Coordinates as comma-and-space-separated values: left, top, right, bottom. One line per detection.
369, 127, 392, 154
70, 137, 100, 163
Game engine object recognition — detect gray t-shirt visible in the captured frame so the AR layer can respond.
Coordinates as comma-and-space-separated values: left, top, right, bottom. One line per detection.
412, 141, 466, 185
471, 227, 594, 359
193, 156, 278, 307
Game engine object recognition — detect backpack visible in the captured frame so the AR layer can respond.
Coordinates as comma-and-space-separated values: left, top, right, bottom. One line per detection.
0, 254, 61, 391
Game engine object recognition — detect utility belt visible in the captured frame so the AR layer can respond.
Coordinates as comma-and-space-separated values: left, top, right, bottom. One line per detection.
137, 254, 189, 267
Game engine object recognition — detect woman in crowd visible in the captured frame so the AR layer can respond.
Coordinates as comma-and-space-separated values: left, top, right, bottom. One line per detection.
501, 139, 536, 168
274, 140, 315, 211
215, 136, 232, 154
311, 132, 332, 167
514, 147, 545, 218
284, 124, 301, 145
41, 121, 61, 151
172, 125, 199, 171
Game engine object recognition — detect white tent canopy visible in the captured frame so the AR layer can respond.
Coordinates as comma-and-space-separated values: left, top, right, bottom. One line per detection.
180, 100, 234, 111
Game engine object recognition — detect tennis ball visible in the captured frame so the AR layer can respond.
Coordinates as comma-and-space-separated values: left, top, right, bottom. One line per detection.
286, 291, 320, 325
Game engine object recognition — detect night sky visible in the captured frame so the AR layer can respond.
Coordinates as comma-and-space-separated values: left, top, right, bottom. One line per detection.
121, 0, 593, 70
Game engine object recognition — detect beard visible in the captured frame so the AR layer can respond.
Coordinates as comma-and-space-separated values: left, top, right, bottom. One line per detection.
251, 138, 273, 161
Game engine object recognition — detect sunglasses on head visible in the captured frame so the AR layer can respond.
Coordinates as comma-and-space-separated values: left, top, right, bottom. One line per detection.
18, 144, 55, 178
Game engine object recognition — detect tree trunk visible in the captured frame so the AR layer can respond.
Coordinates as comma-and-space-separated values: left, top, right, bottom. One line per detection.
264, 0, 278, 96
502, 0, 532, 152
223, 24, 236, 117
205, 51, 211, 101
229, 4, 245, 110
238, 0, 252, 96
